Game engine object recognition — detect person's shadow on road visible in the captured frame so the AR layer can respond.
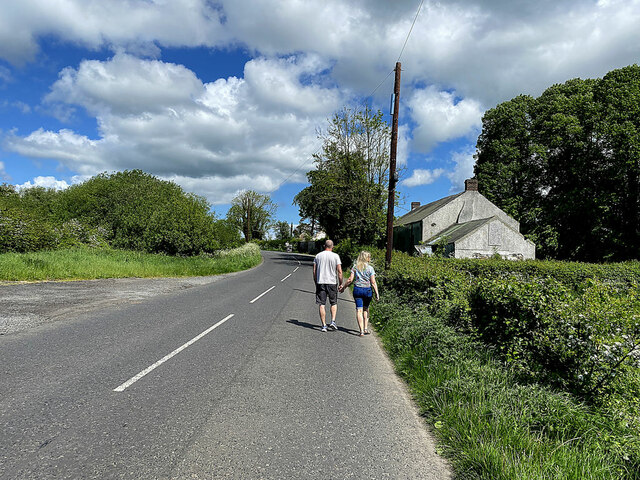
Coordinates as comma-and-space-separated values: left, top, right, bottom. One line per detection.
287, 319, 360, 336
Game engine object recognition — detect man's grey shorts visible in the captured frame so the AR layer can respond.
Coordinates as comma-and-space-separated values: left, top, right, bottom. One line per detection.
316, 284, 338, 306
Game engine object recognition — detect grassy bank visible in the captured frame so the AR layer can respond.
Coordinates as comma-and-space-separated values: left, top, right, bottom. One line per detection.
372, 300, 639, 479
369, 249, 640, 479
0, 243, 262, 281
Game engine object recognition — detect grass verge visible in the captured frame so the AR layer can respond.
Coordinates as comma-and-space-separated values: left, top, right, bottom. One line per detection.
0, 243, 262, 281
371, 298, 640, 480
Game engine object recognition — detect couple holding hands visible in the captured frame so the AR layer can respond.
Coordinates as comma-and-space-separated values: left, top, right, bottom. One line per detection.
313, 240, 379, 336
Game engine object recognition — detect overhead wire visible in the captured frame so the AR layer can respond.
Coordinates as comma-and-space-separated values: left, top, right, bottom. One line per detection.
397, 0, 424, 64
268, 0, 425, 198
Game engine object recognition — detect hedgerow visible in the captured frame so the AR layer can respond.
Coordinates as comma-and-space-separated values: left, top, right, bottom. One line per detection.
370, 250, 640, 478
375, 250, 640, 398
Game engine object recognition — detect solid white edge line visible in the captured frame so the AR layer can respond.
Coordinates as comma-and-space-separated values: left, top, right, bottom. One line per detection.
113, 314, 235, 392
281, 274, 292, 282
249, 285, 276, 304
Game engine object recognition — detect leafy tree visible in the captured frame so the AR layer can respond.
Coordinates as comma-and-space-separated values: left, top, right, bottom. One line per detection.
293, 222, 314, 239
294, 106, 391, 245
274, 220, 292, 240
475, 64, 640, 261
594, 65, 640, 260
226, 190, 276, 242
212, 218, 243, 248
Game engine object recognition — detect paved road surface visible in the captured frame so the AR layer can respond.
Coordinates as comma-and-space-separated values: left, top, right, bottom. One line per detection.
0, 251, 451, 479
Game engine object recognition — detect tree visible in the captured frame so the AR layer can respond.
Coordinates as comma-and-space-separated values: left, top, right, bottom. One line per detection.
226, 190, 276, 242
294, 106, 391, 245
293, 222, 314, 239
474, 65, 640, 261
274, 220, 292, 240
474, 95, 554, 254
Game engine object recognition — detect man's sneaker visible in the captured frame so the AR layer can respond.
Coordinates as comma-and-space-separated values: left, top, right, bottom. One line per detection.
321, 325, 328, 332
329, 321, 338, 331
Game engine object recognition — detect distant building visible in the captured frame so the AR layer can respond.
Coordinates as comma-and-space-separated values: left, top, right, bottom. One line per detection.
394, 178, 535, 259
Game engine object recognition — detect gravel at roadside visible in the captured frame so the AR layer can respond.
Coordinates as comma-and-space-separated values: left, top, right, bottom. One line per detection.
0, 274, 239, 336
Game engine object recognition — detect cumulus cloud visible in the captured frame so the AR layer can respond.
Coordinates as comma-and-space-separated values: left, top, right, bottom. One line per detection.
0, 161, 7, 180
3, 1, 638, 106
5, 53, 342, 204
0, 0, 226, 65
15, 176, 71, 191
2, 0, 640, 198
402, 167, 446, 187
409, 86, 483, 152
446, 149, 476, 191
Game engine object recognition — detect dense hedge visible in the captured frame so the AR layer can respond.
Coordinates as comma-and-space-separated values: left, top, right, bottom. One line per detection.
375, 251, 640, 400
1, 171, 242, 255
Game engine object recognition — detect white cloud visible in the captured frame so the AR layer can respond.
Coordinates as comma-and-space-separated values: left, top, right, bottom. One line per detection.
45, 53, 205, 116
446, 149, 476, 191
409, 86, 483, 152
0, 65, 11, 84
0, 1, 638, 109
0, 161, 6, 180
5, 53, 341, 204
402, 168, 446, 188
15, 176, 70, 191
0, 0, 226, 65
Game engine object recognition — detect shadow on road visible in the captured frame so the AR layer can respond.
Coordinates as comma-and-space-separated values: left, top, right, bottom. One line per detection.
287, 319, 360, 336
287, 318, 321, 331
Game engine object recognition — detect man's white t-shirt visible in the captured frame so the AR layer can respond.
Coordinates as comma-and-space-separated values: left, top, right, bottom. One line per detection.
314, 250, 341, 284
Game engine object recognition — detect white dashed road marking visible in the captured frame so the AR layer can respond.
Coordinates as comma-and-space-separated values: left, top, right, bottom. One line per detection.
113, 314, 235, 392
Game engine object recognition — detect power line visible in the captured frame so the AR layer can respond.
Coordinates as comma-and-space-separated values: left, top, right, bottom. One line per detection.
268, 0, 425, 198
397, 0, 424, 63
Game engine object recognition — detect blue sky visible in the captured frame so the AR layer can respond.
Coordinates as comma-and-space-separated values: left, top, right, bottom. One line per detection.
1, 0, 640, 228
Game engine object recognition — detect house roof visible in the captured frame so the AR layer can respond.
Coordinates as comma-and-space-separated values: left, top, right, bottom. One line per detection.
394, 192, 463, 226
424, 217, 494, 245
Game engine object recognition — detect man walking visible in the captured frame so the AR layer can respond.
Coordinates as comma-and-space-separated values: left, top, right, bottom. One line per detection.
313, 240, 343, 332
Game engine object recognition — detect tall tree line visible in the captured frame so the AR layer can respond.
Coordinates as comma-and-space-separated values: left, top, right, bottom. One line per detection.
474, 65, 640, 261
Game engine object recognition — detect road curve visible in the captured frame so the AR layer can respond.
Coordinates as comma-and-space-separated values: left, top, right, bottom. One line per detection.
0, 251, 450, 479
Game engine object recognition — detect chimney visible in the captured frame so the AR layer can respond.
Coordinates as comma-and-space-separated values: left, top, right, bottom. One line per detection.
465, 178, 478, 192
411, 201, 421, 210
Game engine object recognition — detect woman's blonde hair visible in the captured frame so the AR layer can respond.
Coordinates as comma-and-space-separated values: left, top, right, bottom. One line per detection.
355, 251, 371, 273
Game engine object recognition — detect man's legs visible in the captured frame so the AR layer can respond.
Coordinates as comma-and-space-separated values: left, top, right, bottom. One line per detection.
330, 304, 337, 324
318, 304, 326, 326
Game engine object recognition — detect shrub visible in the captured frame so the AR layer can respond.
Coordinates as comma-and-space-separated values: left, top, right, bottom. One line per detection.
55, 170, 223, 255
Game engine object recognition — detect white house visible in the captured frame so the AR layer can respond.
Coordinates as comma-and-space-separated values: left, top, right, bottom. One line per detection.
394, 178, 536, 259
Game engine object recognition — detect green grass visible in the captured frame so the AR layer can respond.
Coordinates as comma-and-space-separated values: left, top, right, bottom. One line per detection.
0, 243, 262, 281
371, 299, 640, 480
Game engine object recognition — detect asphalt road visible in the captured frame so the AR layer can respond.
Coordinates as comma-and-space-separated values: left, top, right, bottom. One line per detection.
0, 251, 451, 479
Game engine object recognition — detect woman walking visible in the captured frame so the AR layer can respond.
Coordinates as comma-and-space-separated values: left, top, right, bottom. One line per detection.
340, 251, 379, 336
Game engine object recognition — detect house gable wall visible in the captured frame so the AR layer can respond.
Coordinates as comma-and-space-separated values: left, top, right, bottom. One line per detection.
420, 191, 519, 243
454, 218, 536, 259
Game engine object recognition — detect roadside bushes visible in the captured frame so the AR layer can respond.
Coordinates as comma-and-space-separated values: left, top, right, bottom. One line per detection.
55, 170, 224, 255
1, 171, 242, 255
471, 277, 640, 398
374, 250, 640, 404
371, 252, 640, 478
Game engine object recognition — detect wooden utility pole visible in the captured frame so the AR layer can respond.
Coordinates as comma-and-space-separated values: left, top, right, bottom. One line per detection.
385, 62, 401, 269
